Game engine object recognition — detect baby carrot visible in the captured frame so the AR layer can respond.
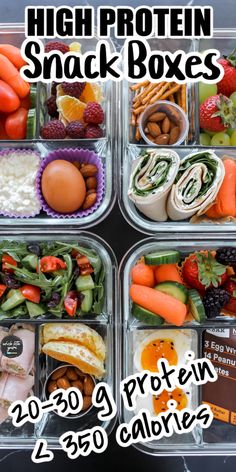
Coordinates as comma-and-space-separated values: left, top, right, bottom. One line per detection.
0, 44, 26, 69
131, 263, 155, 287
0, 53, 30, 98
130, 284, 187, 326
205, 158, 236, 218
154, 264, 183, 285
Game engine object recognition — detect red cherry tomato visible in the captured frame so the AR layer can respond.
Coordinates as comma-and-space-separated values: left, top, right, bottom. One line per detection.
0, 80, 20, 113
20, 284, 40, 303
64, 297, 77, 316
40, 256, 67, 273
0, 285, 6, 298
5, 107, 28, 140
2, 254, 17, 273
76, 255, 94, 275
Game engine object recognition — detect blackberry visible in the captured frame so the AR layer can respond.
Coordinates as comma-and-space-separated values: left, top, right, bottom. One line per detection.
203, 287, 230, 319
61, 82, 86, 99
215, 247, 236, 266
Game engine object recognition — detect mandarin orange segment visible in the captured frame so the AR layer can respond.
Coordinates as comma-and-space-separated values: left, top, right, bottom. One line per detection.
80, 83, 103, 104
57, 95, 86, 123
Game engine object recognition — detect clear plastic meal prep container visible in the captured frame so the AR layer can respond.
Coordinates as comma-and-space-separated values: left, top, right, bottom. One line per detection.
0, 24, 116, 227
118, 29, 236, 234
0, 229, 117, 449
119, 234, 236, 456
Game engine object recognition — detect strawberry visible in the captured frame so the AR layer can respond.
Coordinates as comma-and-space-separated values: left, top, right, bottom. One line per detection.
218, 49, 236, 97
223, 278, 236, 313
182, 252, 228, 292
200, 94, 236, 132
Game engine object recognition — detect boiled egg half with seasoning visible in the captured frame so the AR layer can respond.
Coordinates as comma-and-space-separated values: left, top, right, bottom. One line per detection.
133, 329, 192, 372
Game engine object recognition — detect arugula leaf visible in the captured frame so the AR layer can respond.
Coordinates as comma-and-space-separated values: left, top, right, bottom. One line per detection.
92, 264, 105, 314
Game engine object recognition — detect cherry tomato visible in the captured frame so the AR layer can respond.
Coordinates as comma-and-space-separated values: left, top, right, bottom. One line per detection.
0, 80, 20, 113
20, 94, 31, 110
76, 255, 94, 276
0, 116, 9, 139
2, 254, 17, 273
40, 256, 67, 273
64, 297, 77, 316
20, 284, 40, 303
0, 285, 6, 298
5, 107, 28, 140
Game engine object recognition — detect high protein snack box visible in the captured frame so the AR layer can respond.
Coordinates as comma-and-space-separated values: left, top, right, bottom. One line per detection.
1, 23, 236, 457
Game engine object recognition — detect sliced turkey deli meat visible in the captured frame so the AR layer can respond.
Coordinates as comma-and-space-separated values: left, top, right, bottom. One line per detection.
0, 406, 9, 425
1, 327, 34, 378
0, 374, 34, 409
0, 372, 8, 398
128, 149, 180, 221
167, 151, 225, 221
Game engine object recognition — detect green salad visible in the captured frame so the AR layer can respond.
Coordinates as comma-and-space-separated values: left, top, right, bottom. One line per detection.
0, 241, 105, 320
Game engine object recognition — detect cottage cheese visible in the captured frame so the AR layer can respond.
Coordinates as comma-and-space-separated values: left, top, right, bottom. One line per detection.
0, 151, 41, 216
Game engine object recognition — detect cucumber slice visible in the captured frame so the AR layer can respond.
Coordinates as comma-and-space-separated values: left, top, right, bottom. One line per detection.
132, 303, 164, 326
1, 290, 25, 311
81, 290, 93, 313
144, 250, 180, 266
22, 254, 38, 270
156, 281, 188, 304
30, 85, 37, 108
26, 301, 45, 318
188, 289, 206, 323
26, 109, 36, 139
76, 275, 95, 292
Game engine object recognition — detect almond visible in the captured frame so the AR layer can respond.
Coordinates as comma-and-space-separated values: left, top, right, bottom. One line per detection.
82, 192, 97, 210
86, 176, 97, 190
147, 122, 161, 138
155, 134, 170, 145
86, 188, 96, 195
162, 116, 170, 134
169, 127, 180, 145
145, 133, 156, 143
148, 112, 166, 122
80, 164, 98, 178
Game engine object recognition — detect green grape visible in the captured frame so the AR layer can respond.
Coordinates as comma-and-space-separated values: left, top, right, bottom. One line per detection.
230, 130, 236, 146
200, 133, 211, 145
199, 82, 217, 104
227, 128, 234, 137
230, 92, 236, 107
211, 132, 231, 146
203, 129, 215, 137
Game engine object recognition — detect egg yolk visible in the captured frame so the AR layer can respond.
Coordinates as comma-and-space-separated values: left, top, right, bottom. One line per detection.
141, 338, 178, 372
153, 388, 188, 414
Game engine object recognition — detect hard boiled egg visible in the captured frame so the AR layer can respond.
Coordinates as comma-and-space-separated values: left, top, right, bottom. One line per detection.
41, 159, 86, 213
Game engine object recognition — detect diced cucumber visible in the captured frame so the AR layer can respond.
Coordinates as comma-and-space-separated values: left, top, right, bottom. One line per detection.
30, 85, 37, 109
22, 254, 38, 270
131, 303, 164, 326
156, 281, 188, 304
144, 250, 181, 266
76, 275, 95, 292
188, 289, 206, 323
81, 290, 93, 313
26, 109, 36, 139
1, 290, 25, 311
26, 301, 45, 318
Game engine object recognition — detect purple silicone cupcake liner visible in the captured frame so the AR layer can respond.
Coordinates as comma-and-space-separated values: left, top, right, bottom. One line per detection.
0, 149, 42, 218
36, 148, 105, 218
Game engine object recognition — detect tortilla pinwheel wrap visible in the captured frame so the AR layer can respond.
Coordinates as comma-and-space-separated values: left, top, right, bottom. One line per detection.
128, 149, 180, 221
167, 151, 225, 221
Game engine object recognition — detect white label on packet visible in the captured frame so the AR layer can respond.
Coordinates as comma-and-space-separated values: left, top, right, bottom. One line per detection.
206, 328, 230, 338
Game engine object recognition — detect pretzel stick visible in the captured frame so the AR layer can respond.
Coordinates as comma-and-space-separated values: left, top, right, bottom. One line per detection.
134, 82, 156, 102
161, 84, 181, 100
169, 94, 175, 103
131, 112, 136, 126
135, 126, 141, 141
181, 84, 187, 112
130, 81, 149, 91
133, 98, 142, 109
149, 82, 170, 104
142, 83, 164, 104
176, 88, 182, 107
133, 105, 146, 115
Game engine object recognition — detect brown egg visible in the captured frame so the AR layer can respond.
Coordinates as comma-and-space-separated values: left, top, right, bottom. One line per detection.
41, 160, 86, 213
